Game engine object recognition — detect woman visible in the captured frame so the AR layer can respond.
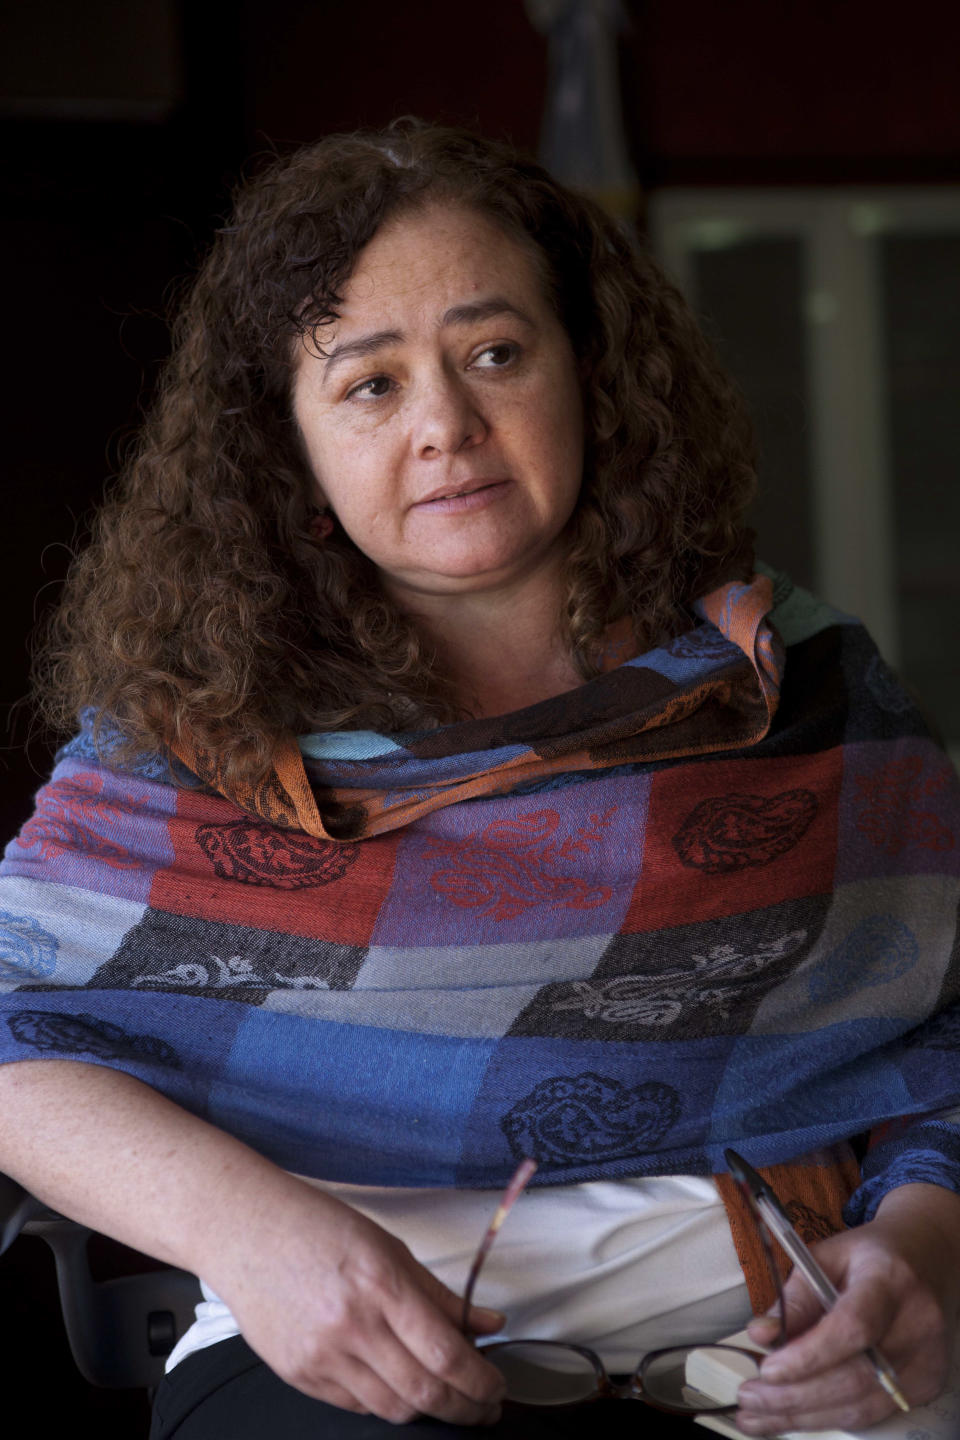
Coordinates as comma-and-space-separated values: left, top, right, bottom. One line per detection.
1, 120, 959, 1440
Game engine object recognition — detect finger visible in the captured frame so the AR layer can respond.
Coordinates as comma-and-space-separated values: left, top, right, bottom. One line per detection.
739, 1348, 882, 1422
411, 1264, 506, 1336
356, 1323, 503, 1426
758, 1277, 897, 1384
466, 1303, 508, 1334
390, 1270, 508, 1405
300, 1380, 368, 1415
305, 1351, 443, 1426
745, 1313, 780, 1345
745, 1281, 831, 1353
773, 1262, 844, 1342
284, 1327, 495, 1428
734, 1385, 896, 1437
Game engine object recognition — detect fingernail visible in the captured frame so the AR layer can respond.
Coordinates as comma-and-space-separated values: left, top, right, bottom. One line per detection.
760, 1358, 786, 1380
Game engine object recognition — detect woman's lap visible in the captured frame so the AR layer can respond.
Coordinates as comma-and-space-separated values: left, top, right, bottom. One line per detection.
150, 1337, 705, 1440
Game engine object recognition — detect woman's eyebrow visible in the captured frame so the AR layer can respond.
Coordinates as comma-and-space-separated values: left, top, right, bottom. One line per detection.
321, 298, 534, 376
439, 297, 535, 329
322, 329, 404, 374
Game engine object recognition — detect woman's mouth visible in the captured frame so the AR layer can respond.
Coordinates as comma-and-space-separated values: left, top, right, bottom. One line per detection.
413, 479, 511, 513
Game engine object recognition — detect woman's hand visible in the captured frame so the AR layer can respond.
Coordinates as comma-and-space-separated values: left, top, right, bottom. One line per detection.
733, 1183, 960, 1435
0, 1062, 504, 1426
207, 1177, 508, 1426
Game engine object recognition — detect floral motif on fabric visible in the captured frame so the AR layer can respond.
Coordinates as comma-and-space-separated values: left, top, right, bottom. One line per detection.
551, 929, 808, 1027
131, 951, 352, 993
190, 746, 297, 829
905, 1008, 960, 1052
665, 627, 739, 662
7, 1009, 180, 1065
15, 771, 146, 869
673, 790, 818, 873
784, 1200, 836, 1243
425, 807, 617, 921
0, 911, 59, 979
853, 757, 955, 856
196, 821, 359, 889
132, 953, 269, 991
864, 655, 915, 715
808, 916, 918, 1004
502, 1071, 681, 1162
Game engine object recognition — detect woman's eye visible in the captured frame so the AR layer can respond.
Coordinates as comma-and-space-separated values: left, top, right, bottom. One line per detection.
348, 375, 393, 401
473, 343, 519, 369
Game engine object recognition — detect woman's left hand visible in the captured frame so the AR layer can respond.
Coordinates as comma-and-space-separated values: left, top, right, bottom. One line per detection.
733, 1183, 960, 1435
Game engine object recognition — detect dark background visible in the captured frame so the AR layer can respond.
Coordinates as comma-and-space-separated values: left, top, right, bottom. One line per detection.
2, 2, 958, 1432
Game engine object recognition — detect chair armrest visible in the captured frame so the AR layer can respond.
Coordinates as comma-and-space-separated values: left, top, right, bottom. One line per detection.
1, 1171, 202, 1386
0, 1169, 62, 1256
28, 1216, 203, 1387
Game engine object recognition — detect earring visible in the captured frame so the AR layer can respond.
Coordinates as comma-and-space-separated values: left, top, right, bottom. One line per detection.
308, 510, 335, 541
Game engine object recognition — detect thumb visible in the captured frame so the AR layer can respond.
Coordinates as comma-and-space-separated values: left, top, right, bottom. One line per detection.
466, 1304, 508, 1335
748, 1267, 829, 1347
746, 1310, 781, 1346
414, 1264, 506, 1335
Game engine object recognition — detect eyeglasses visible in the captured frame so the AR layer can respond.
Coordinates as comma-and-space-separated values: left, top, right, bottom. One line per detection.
460, 1156, 788, 1414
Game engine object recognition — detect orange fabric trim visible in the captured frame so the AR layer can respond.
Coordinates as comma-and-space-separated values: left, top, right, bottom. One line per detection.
169, 574, 780, 843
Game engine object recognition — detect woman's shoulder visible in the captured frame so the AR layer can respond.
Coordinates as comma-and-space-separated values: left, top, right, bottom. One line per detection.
53, 708, 201, 790
756, 562, 860, 649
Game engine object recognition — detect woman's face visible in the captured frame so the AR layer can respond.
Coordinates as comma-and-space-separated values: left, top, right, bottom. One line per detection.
292, 203, 585, 609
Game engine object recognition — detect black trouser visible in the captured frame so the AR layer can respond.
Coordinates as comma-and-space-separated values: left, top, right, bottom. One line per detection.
149, 1336, 705, 1440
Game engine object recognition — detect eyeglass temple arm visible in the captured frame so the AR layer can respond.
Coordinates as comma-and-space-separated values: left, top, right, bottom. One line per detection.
724, 1148, 793, 1344
724, 1149, 778, 1205
726, 1148, 841, 1315
725, 1148, 806, 1237
460, 1157, 537, 1335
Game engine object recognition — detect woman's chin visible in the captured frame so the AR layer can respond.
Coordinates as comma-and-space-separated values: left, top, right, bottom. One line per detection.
381, 545, 563, 601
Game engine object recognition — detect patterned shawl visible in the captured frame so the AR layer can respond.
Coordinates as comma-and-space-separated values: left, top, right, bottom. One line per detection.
2, 568, 959, 1311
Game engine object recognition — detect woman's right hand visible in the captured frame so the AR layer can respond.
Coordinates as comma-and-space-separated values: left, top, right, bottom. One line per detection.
0, 1062, 504, 1424
207, 1177, 508, 1425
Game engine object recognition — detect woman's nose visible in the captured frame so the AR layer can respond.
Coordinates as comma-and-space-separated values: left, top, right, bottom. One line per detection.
413, 372, 487, 457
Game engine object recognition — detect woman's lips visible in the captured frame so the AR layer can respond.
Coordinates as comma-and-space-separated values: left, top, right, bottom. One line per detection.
413, 479, 511, 514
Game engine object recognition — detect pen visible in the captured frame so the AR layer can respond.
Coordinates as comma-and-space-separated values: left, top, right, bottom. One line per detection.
724, 1149, 911, 1414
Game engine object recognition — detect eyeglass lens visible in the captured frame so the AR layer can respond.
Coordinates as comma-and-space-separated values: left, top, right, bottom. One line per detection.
484, 1343, 601, 1405
644, 1344, 761, 1410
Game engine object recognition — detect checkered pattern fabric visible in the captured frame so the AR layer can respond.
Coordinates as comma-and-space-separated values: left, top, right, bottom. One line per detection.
1, 569, 958, 1305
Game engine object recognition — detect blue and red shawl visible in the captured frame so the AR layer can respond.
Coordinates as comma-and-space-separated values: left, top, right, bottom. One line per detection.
1, 569, 958, 1307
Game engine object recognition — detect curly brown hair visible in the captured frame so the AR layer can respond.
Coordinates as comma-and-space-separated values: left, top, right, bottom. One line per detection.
37, 117, 757, 790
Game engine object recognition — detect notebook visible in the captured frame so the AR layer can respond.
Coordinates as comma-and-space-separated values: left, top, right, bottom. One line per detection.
689, 1327, 960, 1440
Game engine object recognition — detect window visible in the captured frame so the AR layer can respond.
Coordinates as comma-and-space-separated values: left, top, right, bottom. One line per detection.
649, 188, 960, 764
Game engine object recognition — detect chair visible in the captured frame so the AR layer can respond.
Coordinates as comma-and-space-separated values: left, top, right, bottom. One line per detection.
0, 1168, 202, 1391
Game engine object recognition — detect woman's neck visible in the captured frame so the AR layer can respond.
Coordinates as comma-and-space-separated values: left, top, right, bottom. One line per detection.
392, 570, 585, 719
